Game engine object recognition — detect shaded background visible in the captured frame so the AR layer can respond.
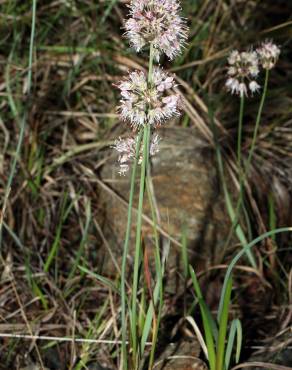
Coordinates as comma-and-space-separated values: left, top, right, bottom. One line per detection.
0, 1, 291, 369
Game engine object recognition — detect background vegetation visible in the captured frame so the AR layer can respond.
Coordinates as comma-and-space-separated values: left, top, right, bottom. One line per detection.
0, 0, 291, 369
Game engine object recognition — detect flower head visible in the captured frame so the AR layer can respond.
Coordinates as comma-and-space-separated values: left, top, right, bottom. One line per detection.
257, 41, 280, 70
117, 68, 181, 128
125, 0, 188, 61
225, 49, 260, 97
113, 134, 161, 175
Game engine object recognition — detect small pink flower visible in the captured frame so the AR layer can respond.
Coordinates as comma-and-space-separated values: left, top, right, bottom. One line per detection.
257, 41, 280, 70
112, 134, 161, 175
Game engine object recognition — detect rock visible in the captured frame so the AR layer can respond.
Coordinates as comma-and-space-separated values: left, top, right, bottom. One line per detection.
99, 127, 229, 285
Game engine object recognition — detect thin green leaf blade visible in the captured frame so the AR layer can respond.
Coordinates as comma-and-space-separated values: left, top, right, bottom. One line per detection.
216, 275, 233, 370
190, 266, 216, 370
225, 319, 242, 370
78, 265, 119, 294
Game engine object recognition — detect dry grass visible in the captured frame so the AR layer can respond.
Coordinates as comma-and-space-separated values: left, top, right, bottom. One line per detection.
0, 0, 291, 369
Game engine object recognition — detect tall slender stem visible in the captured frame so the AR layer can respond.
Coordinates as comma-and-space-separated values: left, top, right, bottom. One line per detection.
145, 176, 163, 370
130, 44, 154, 366
131, 124, 150, 364
237, 95, 245, 168
221, 71, 270, 264
209, 103, 256, 268
245, 69, 269, 175
121, 131, 143, 370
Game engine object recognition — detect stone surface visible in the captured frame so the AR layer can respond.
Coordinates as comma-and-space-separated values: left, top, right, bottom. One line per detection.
99, 127, 230, 281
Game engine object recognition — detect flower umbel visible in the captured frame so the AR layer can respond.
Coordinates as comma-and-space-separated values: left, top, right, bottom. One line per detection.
125, 0, 188, 61
117, 68, 181, 128
257, 41, 280, 70
226, 50, 260, 97
113, 134, 160, 175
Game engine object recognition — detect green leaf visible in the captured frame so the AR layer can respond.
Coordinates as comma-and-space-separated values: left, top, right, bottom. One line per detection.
216, 276, 233, 370
225, 319, 242, 370
190, 266, 216, 370
221, 227, 292, 317
78, 265, 119, 294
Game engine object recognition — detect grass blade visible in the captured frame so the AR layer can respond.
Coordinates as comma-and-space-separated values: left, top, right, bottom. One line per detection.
190, 266, 216, 370
0, 0, 37, 249
44, 191, 73, 273
216, 275, 233, 370
186, 316, 208, 359
225, 319, 242, 370
220, 227, 292, 319
78, 265, 119, 294
68, 199, 91, 280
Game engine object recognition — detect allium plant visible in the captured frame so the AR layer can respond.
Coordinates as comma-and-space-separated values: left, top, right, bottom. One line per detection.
222, 41, 281, 268
190, 40, 284, 370
225, 41, 280, 168
115, 0, 188, 368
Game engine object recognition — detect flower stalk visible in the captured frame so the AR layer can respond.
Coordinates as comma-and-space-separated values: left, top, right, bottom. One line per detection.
246, 68, 270, 173
120, 130, 143, 368
115, 2, 188, 367
237, 95, 245, 168
222, 41, 280, 268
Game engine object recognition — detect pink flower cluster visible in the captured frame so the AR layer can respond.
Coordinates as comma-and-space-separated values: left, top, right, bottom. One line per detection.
125, 0, 188, 61
113, 0, 187, 175
257, 41, 280, 70
113, 134, 160, 175
117, 68, 181, 128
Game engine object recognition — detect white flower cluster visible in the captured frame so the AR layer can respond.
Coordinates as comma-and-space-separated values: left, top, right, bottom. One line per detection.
112, 134, 160, 176
118, 68, 181, 128
125, 0, 188, 61
226, 41, 280, 97
226, 50, 260, 97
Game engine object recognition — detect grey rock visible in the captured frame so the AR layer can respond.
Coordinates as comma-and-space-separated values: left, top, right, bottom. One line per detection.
99, 127, 230, 286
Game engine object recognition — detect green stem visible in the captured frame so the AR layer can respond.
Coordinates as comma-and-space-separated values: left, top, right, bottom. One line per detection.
130, 44, 154, 365
131, 124, 150, 363
221, 227, 292, 313
245, 69, 269, 175
216, 276, 233, 370
222, 70, 270, 256
209, 105, 256, 268
237, 95, 245, 168
121, 131, 143, 370
145, 175, 163, 370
